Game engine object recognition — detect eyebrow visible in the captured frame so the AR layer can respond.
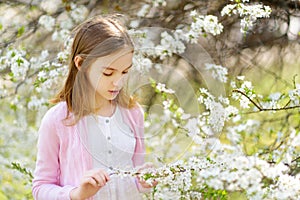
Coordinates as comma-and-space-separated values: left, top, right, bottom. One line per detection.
104, 64, 133, 71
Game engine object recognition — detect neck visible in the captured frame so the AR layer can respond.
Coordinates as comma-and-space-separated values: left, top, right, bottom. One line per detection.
95, 100, 116, 117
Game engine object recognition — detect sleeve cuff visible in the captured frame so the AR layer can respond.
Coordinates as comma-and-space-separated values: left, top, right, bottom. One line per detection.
61, 185, 77, 200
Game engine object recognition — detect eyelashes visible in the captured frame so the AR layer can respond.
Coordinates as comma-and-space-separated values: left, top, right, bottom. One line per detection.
103, 72, 113, 76
102, 71, 129, 76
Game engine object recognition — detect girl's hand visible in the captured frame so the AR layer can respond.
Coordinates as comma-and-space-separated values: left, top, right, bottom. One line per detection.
137, 163, 158, 188
70, 169, 110, 200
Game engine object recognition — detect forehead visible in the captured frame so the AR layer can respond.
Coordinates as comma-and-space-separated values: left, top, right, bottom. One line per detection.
92, 47, 133, 69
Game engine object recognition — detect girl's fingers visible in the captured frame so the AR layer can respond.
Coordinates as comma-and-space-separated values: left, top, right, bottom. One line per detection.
138, 177, 158, 188
82, 169, 110, 187
93, 169, 111, 186
86, 177, 98, 187
152, 180, 158, 187
102, 171, 110, 182
93, 173, 107, 186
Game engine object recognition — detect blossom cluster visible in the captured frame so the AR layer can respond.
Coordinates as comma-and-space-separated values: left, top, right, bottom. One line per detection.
232, 77, 300, 111
155, 31, 186, 60
38, 15, 56, 31
142, 70, 299, 199
289, 84, 300, 105
197, 88, 238, 133
187, 11, 224, 43
112, 149, 300, 199
221, 0, 272, 34
0, 49, 30, 79
205, 63, 228, 83
129, 0, 273, 74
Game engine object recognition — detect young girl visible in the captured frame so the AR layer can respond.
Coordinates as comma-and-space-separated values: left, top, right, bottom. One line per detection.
32, 15, 155, 200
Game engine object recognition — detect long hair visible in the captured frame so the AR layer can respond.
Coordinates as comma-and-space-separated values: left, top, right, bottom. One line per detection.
51, 15, 137, 125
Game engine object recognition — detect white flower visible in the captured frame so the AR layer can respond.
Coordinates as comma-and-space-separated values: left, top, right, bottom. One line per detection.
152, 0, 167, 7
70, 4, 88, 23
156, 31, 186, 59
59, 18, 74, 30
38, 15, 56, 31
288, 84, 300, 105
186, 12, 223, 43
28, 96, 47, 110
205, 63, 228, 83
241, 81, 252, 89
132, 53, 153, 72
57, 51, 69, 62
291, 131, 300, 147
237, 76, 245, 80
221, 1, 272, 34
225, 105, 238, 117
137, 4, 150, 17
39, 50, 48, 62
37, 70, 47, 79
184, 118, 200, 137
190, 10, 198, 17
208, 101, 226, 132
129, 20, 140, 28
221, 4, 237, 16
156, 83, 175, 94
52, 29, 70, 42
5, 49, 30, 78
269, 92, 282, 101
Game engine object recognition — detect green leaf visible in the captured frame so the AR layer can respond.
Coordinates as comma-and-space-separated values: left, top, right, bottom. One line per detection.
11, 162, 34, 180
17, 26, 25, 37
16, 58, 24, 66
10, 104, 17, 111
0, 23, 3, 31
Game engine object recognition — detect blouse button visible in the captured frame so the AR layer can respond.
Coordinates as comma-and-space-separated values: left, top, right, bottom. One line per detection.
108, 150, 112, 154
107, 136, 111, 140
106, 119, 109, 123
109, 166, 113, 170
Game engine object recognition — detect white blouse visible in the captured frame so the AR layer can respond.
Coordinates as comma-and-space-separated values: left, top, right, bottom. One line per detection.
84, 105, 142, 200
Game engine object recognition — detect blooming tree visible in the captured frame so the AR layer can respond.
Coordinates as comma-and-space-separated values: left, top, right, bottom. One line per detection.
0, 0, 299, 199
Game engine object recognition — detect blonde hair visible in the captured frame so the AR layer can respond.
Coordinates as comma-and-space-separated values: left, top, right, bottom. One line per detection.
51, 15, 137, 125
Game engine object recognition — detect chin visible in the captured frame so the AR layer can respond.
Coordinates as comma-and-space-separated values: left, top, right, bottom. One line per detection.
107, 96, 118, 101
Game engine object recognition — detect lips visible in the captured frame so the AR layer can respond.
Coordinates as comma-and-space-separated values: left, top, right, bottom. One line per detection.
108, 90, 120, 95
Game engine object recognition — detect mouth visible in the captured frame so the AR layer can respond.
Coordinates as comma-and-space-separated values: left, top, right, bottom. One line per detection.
108, 90, 120, 95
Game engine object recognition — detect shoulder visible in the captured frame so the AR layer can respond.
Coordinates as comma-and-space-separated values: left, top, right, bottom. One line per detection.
118, 103, 144, 125
41, 101, 69, 126
130, 103, 144, 114
122, 103, 144, 117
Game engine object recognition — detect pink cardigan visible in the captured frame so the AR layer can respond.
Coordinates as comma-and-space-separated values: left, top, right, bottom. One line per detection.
32, 102, 146, 200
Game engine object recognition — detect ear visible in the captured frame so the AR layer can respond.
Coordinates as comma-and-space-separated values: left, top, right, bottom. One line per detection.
74, 55, 83, 70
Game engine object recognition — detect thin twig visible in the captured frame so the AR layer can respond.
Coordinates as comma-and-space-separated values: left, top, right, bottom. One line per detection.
232, 89, 300, 112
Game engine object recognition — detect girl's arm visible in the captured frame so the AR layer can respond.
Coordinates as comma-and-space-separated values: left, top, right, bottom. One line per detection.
32, 110, 76, 200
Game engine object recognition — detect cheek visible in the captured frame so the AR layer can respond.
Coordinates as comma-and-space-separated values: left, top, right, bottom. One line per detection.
87, 71, 103, 90
96, 76, 111, 90
89, 74, 99, 89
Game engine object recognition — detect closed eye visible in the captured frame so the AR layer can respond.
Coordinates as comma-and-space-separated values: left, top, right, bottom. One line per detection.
103, 72, 113, 76
102, 64, 132, 76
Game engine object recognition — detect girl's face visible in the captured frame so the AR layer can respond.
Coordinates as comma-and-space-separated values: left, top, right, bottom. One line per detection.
87, 48, 133, 105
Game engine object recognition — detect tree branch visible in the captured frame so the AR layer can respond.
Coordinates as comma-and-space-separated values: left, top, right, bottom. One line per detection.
232, 89, 300, 112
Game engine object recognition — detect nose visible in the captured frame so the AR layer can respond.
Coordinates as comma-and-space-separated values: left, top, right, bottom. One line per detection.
112, 74, 125, 87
